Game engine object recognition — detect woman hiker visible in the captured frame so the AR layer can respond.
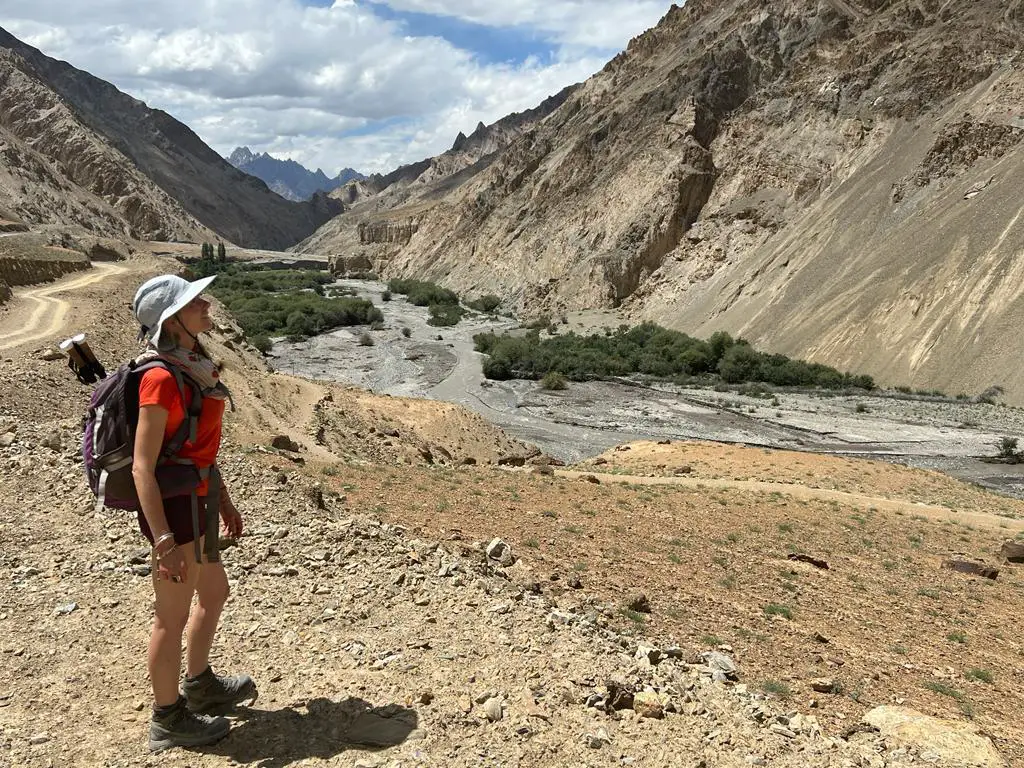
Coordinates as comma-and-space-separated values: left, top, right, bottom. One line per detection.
131, 274, 256, 752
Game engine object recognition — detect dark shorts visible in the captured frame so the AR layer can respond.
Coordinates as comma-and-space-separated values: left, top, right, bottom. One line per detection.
137, 494, 208, 546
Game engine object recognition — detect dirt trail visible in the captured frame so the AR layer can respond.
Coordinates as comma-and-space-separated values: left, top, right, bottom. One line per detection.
556, 469, 1024, 532
0, 262, 128, 351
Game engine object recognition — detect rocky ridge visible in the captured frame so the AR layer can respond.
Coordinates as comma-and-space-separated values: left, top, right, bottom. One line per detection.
298, 0, 1024, 404
295, 85, 579, 262
0, 28, 342, 249
228, 147, 364, 202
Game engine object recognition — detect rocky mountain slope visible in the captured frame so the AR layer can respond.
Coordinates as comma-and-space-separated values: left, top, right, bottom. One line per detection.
299, 0, 1024, 404
0, 28, 341, 248
228, 147, 364, 202
296, 85, 578, 262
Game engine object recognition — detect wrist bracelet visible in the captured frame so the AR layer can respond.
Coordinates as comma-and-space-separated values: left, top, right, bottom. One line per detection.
156, 544, 177, 560
154, 532, 175, 549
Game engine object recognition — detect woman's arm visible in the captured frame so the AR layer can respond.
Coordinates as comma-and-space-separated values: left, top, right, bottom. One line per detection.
134, 403, 187, 581
219, 477, 243, 538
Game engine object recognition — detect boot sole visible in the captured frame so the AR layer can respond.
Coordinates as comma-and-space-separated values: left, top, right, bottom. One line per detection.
149, 722, 230, 753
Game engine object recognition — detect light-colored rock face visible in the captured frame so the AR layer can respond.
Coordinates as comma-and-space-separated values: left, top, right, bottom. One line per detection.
863, 706, 1008, 768
300, 0, 1024, 403
0, 29, 341, 249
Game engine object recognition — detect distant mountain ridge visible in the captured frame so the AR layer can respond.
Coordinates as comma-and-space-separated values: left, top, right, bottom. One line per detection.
228, 147, 364, 202
0, 27, 341, 248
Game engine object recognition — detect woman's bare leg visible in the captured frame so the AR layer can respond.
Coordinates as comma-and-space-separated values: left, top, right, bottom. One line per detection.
185, 561, 229, 678
149, 562, 200, 706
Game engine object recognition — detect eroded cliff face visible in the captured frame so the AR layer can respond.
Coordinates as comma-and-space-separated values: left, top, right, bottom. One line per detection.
303, 0, 1024, 401
0, 29, 341, 249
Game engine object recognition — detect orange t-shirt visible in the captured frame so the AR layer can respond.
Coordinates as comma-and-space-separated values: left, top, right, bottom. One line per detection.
138, 367, 225, 495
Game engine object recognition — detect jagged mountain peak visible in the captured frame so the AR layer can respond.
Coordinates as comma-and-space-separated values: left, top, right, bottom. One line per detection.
228, 148, 365, 202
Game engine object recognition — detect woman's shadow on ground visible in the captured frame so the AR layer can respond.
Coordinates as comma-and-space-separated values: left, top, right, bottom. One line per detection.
203, 696, 421, 767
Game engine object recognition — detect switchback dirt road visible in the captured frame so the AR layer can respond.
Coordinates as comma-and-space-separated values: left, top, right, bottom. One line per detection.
0, 263, 127, 352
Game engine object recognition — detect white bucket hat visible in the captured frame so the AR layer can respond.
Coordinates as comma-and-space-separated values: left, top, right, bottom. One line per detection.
133, 274, 216, 349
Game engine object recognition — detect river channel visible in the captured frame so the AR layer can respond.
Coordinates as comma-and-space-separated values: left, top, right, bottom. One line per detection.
270, 279, 1024, 499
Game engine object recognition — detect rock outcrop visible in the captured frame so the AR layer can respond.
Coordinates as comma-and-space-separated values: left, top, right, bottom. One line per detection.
0, 28, 341, 249
299, 0, 1024, 403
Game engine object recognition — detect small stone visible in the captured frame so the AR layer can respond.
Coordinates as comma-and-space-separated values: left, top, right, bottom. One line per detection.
274, 527, 289, 539
810, 677, 837, 693
632, 691, 665, 719
486, 538, 515, 567
418, 691, 434, 705
769, 724, 796, 738
28, 733, 50, 745
54, 602, 78, 616
0, 432, 16, 448
483, 698, 503, 721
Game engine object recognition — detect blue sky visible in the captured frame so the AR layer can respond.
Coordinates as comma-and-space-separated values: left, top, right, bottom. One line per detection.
0, 0, 675, 174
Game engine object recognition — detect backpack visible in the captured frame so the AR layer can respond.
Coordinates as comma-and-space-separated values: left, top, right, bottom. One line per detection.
83, 358, 203, 511
82, 358, 222, 563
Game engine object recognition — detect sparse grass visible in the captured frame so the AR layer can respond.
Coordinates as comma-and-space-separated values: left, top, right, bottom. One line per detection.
889, 644, 908, 655
923, 680, 966, 702
619, 608, 647, 625
965, 668, 993, 684
701, 634, 723, 647
763, 603, 793, 620
947, 630, 967, 644
761, 680, 791, 699
572, 561, 588, 572
726, 532, 741, 543
668, 553, 682, 565
718, 574, 737, 589
523, 537, 539, 548
917, 587, 941, 600
777, 522, 794, 534
563, 524, 583, 534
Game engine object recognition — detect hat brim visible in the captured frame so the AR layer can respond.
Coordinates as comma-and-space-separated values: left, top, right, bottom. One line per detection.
150, 275, 217, 348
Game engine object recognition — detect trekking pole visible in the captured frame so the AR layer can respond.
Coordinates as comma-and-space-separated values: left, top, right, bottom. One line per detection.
60, 333, 108, 384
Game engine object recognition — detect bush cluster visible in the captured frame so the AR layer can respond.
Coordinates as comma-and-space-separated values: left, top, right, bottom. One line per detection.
466, 294, 501, 313
387, 278, 458, 307
473, 323, 875, 390
427, 303, 465, 327
186, 262, 382, 341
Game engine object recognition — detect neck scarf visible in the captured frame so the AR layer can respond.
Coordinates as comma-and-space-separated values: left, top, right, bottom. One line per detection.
137, 345, 233, 406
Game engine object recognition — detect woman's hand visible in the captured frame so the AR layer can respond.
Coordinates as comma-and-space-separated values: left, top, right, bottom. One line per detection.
220, 501, 243, 539
156, 546, 188, 584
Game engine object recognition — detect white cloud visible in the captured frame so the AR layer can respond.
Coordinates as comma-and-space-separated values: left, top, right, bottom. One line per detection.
0, 0, 673, 174
368, 0, 673, 48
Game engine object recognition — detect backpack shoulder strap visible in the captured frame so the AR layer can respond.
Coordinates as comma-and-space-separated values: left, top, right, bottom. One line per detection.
133, 360, 201, 460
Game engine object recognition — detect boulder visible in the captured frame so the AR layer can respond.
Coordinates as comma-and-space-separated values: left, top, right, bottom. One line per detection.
271, 434, 300, 452
862, 706, 1007, 768
1000, 540, 1024, 564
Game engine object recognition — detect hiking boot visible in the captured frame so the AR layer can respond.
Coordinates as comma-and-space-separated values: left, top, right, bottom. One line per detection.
149, 695, 230, 753
183, 666, 258, 714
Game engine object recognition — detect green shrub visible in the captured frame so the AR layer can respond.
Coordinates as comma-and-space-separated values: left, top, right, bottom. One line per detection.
358, 332, 374, 347
387, 278, 458, 307
381, 290, 392, 302
427, 303, 465, 327
540, 372, 568, 391
467, 294, 501, 313
401, 327, 412, 338
249, 334, 272, 354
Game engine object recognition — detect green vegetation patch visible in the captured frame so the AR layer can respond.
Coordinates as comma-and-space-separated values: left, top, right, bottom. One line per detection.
473, 324, 875, 389
387, 278, 459, 307
187, 259, 382, 342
